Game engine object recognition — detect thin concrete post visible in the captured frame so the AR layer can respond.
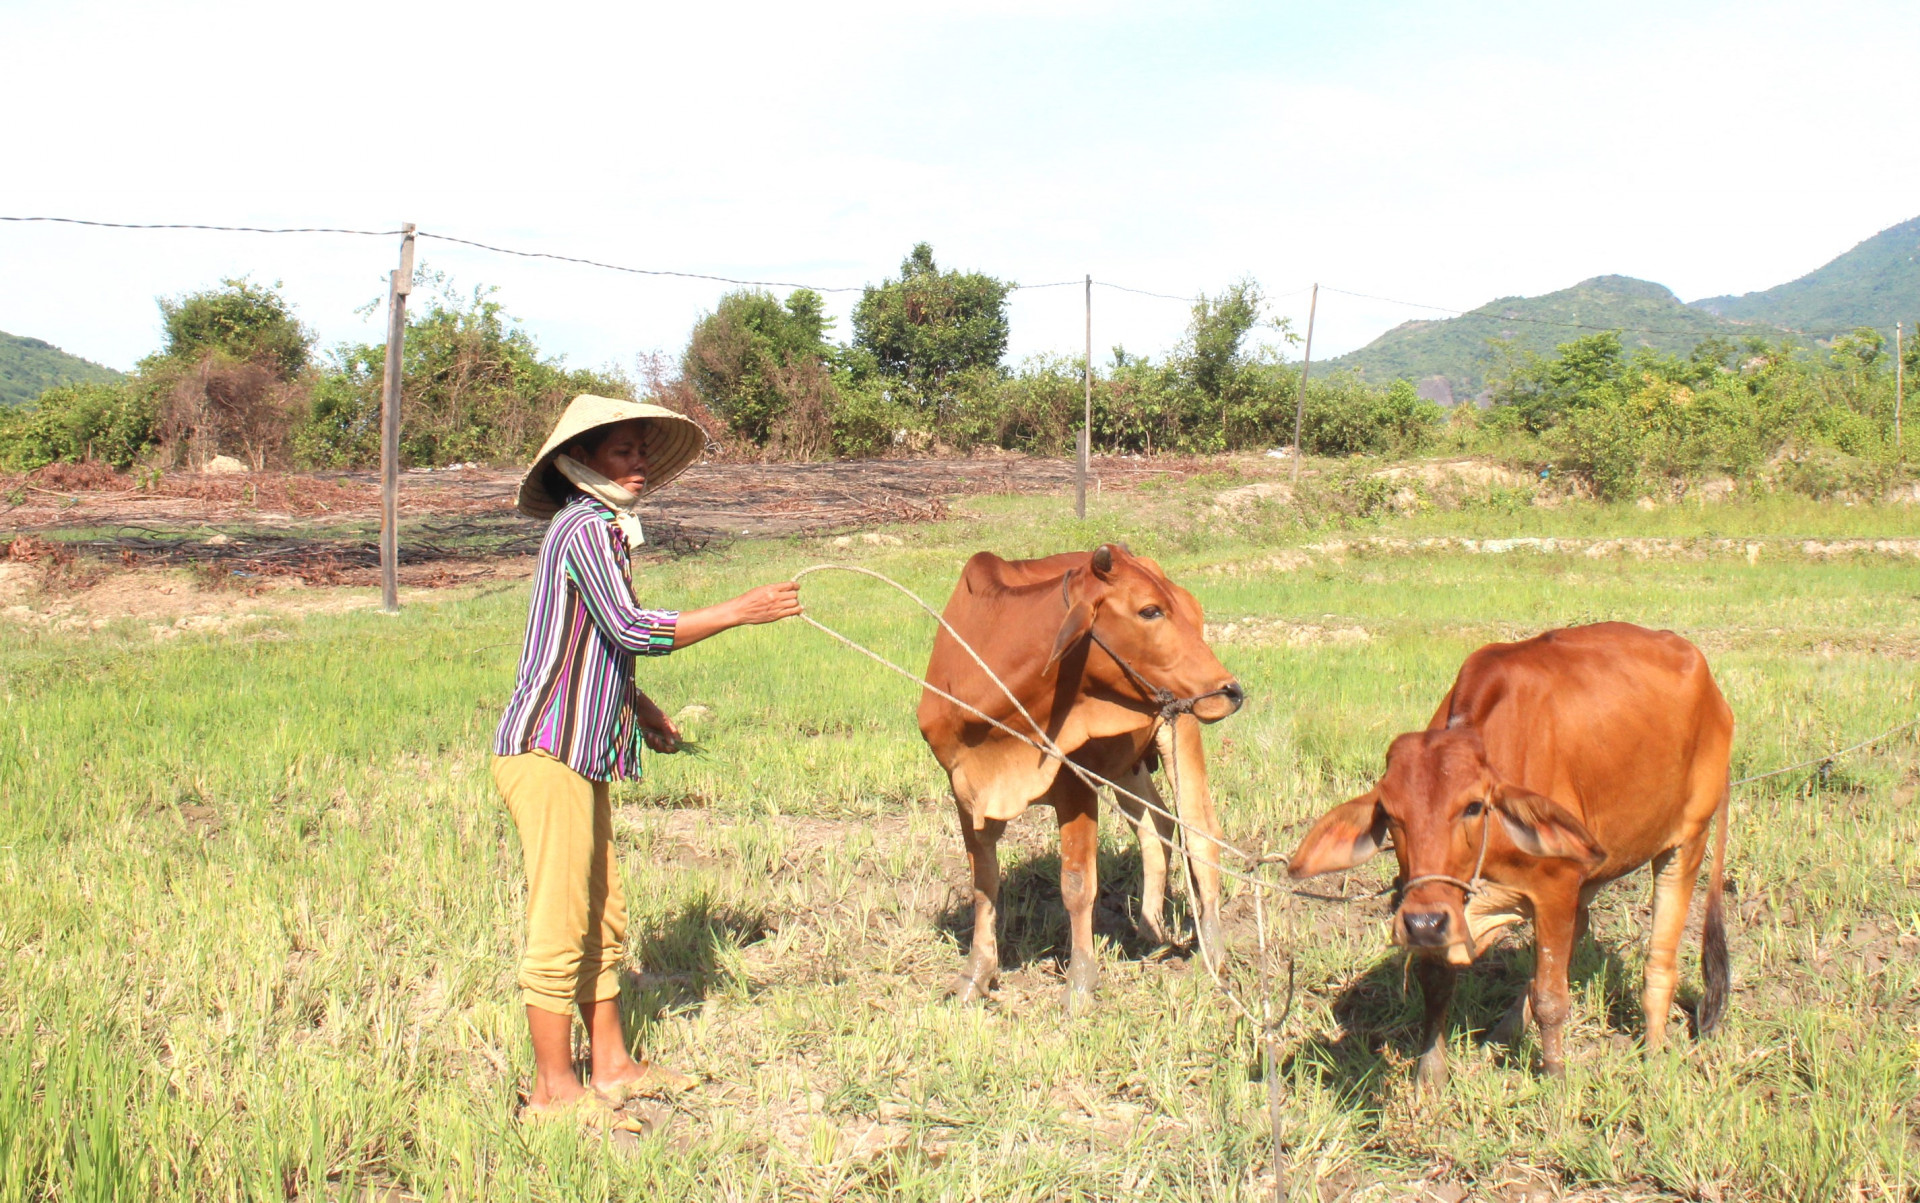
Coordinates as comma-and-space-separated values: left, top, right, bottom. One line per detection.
380, 222, 415, 613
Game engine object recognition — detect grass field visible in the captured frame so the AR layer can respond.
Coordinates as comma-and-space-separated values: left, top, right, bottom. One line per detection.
3, 478, 1918, 1201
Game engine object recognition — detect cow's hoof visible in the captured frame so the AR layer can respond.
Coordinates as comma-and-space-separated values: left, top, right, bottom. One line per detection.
1195, 912, 1226, 970
1137, 916, 1172, 949
1062, 958, 1098, 1015
1490, 995, 1530, 1047
946, 973, 992, 1004
1414, 1048, 1449, 1093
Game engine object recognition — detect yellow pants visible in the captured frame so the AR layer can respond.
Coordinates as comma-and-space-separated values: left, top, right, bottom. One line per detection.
491, 751, 628, 1016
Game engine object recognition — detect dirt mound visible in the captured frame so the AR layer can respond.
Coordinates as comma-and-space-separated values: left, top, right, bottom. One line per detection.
1370, 459, 1535, 491
1210, 482, 1294, 511
27, 461, 131, 490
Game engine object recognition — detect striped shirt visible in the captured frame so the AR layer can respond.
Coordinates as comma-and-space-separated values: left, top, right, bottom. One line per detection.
493, 495, 678, 781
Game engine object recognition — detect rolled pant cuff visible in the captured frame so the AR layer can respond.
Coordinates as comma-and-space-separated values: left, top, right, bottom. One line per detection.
520, 966, 624, 1015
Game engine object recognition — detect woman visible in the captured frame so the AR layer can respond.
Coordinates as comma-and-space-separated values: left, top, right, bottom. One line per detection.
492, 394, 801, 1119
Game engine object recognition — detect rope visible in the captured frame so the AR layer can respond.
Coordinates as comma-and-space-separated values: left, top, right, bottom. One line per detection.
1396, 807, 1493, 900
1731, 716, 1920, 788
788, 564, 1275, 887
790, 561, 1297, 1189
788, 563, 1917, 1198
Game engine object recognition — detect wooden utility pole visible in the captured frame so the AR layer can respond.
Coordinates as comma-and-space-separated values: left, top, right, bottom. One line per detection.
380, 222, 415, 614
1896, 320, 1905, 451
1076, 274, 1091, 519
1289, 283, 1318, 486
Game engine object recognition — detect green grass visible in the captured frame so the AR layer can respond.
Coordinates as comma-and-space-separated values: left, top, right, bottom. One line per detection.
3, 482, 1918, 1200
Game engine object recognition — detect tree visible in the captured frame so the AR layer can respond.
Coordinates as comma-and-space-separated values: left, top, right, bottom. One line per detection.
140, 279, 319, 468
1176, 280, 1263, 400
851, 244, 1011, 396
1499, 330, 1626, 431
293, 273, 631, 468
683, 288, 835, 447
157, 277, 312, 378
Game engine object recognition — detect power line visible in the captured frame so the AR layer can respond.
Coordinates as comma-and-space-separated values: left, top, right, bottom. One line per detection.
1094, 281, 1196, 302
412, 230, 870, 294
3, 215, 1083, 296
1093, 280, 1316, 305
401, 233, 1099, 294
2, 214, 1880, 342
0, 215, 404, 237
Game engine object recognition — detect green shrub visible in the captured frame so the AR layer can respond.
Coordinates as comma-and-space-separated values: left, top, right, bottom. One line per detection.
158, 277, 313, 379
290, 363, 381, 469
852, 244, 1011, 394
0, 381, 156, 470
287, 277, 632, 469
828, 379, 915, 458
684, 289, 834, 445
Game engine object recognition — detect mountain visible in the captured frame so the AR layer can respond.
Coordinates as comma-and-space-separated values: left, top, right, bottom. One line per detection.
0, 331, 124, 407
1316, 275, 1800, 402
1690, 215, 1920, 334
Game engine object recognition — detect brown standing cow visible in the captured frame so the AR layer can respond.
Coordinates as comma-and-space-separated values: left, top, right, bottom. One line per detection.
1289, 622, 1732, 1085
917, 544, 1244, 1013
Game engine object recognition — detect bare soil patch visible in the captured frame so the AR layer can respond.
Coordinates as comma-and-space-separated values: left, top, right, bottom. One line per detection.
0, 453, 1221, 633
2, 454, 1212, 541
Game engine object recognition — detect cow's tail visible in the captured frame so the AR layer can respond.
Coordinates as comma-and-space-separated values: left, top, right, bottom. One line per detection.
1698, 777, 1731, 1037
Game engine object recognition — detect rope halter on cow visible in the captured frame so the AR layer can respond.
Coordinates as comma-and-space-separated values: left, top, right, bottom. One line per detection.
1085, 625, 1240, 720
1062, 567, 1241, 721
1394, 804, 1494, 903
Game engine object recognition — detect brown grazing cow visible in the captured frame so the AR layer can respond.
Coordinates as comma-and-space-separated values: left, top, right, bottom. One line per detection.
918, 544, 1244, 1013
1289, 622, 1732, 1085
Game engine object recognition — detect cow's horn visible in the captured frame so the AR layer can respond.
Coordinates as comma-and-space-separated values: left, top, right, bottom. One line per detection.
1091, 545, 1113, 574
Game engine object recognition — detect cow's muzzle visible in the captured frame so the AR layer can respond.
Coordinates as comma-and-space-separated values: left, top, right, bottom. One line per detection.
1402, 910, 1451, 947
1191, 681, 1245, 723
1393, 903, 1476, 966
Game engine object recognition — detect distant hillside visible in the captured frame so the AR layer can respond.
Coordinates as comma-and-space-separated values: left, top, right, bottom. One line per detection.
1690, 214, 1920, 334
0, 331, 123, 407
1317, 275, 1799, 402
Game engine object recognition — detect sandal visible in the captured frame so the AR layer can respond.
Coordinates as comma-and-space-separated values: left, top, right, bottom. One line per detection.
593, 1061, 699, 1105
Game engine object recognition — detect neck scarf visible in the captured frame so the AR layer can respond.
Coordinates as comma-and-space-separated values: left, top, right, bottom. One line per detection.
555, 454, 645, 548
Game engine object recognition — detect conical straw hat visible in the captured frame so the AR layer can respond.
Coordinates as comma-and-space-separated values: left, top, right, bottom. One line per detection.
515, 395, 708, 519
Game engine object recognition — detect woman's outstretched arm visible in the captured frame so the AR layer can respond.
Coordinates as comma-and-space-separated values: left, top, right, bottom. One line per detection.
670, 581, 802, 649
563, 519, 801, 652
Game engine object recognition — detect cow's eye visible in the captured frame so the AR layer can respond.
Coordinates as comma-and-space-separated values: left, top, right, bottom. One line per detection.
1462, 800, 1485, 818
1138, 605, 1164, 620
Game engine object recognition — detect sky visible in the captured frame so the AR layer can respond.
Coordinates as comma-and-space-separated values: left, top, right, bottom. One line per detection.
3, 0, 1918, 376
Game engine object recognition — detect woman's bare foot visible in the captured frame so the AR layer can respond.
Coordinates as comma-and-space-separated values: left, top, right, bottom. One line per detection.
525, 1071, 590, 1112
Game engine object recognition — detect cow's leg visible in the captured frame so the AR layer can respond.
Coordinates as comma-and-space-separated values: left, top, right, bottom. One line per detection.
1155, 715, 1225, 968
1111, 764, 1175, 947
1529, 895, 1580, 1077
1490, 994, 1531, 1048
1644, 834, 1707, 1051
950, 803, 1006, 1003
1054, 773, 1101, 1014
1413, 957, 1457, 1091
1493, 893, 1587, 1049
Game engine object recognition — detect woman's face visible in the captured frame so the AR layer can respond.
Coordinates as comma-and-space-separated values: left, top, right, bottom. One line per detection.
573, 420, 649, 492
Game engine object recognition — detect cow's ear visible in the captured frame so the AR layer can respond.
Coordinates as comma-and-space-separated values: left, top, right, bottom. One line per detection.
1288, 790, 1388, 879
1491, 784, 1605, 867
1044, 598, 1097, 677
